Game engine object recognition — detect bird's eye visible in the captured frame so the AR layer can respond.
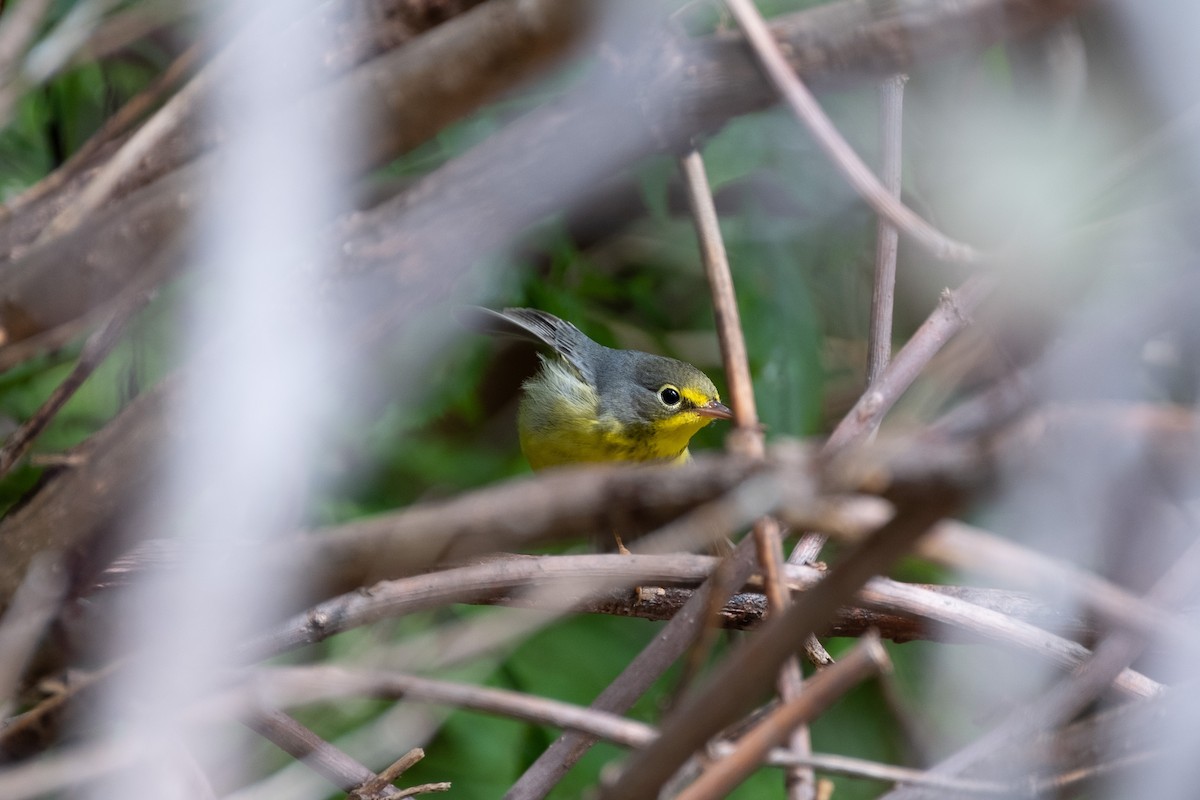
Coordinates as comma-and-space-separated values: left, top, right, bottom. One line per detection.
659, 386, 682, 406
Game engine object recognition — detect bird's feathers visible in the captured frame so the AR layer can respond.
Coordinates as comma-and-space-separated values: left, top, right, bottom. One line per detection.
461, 306, 597, 384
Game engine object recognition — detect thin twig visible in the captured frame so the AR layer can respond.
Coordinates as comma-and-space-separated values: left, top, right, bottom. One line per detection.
2, 39, 203, 221
0, 738, 140, 800
34, 54, 214, 245
790, 274, 997, 565
394, 782, 451, 797
235, 551, 1162, 699
866, 74, 908, 387
244, 662, 1045, 795
724, 0, 980, 264
827, 275, 997, 451
880, 521, 1200, 800
504, 537, 766, 799
602, 481, 962, 798
350, 748, 426, 800
675, 633, 889, 800
679, 150, 760, 442
917, 519, 1200, 649
0, 664, 117, 756
242, 708, 405, 798
680, 146, 814, 798
0, 288, 152, 479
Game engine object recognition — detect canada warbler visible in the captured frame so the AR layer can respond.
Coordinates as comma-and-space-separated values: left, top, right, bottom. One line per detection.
470, 307, 733, 469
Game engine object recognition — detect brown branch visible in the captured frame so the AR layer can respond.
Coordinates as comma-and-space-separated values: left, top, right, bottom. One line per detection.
679, 150, 761, 440
33, 54, 214, 246
790, 274, 998, 564
0, 738, 139, 800
0, 0, 1083, 363
279, 454, 770, 604
680, 146, 813, 798
394, 781, 451, 797
675, 633, 889, 800
243, 708, 407, 798
349, 748, 426, 800
0, 665, 116, 759
0, 0, 586, 355
724, 0, 978, 264
602, 478, 964, 798
506, 431, 985, 799
0, 378, 173, 620
881, 515, 1200, 800
241, 662, 1007, 796
578, 581, 1097, 643
0, 41, 202, 224
917, 519, 1200, 650
827, 275, 999, 452
0, 289, 151, 479
0, 1, 491, 254
505, 536, 767, 798
866, 74, 907, 387
232, 550, 1162, 701
0, 0, 1081, 625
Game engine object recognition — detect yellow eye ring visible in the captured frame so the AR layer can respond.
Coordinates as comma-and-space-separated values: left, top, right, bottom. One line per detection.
658, 385, 682, 407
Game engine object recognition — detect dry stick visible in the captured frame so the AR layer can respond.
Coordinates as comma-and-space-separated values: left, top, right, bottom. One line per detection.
724, 0, 979, 265
0, 738, 140, 800
34, 46, 216, 245
0, 664, 116, 757
675, 633, 890, 800
349, 748, 426, 800
790, 274, 996, 566
0, 288, 151, 478
394, 782, 451, 798
240, 553, 1162, 699
679, 150, 762, 445
236, 665, 1020, 795
504, 539, 764, 799
2, 39, 202, 221
602, 483, 961, 799
881, 528, 1200, 800
866, 74, 907, 387
331, 475, 787, 679
679, 147, 815, 800
242, 708, 407, 799
918, 520, 1200, 649
751, 749, 1012, 795
586, 583, 1099, 643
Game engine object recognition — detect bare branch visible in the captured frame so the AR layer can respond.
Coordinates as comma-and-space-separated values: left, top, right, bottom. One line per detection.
675, 633, 889, 800
790, 274, 997, 564
349, 748, 426, 800
603, 480, 962, 798
0, 289, 152, 479
680, 146, 815, 798
725, 0, 978, 264
243, 708, 408, 798
866, 74, 908, 387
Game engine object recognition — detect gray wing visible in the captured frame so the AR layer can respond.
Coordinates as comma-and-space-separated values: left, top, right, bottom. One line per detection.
462, 306, 599, 383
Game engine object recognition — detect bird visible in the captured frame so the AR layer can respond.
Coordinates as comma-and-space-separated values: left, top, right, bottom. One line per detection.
467, 307, 733, 470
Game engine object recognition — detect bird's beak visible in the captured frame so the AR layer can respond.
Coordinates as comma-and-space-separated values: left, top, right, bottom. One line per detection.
694, 399, 734, 420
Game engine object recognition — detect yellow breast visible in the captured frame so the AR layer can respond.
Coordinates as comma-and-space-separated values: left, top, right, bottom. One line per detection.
517, 360, 707, 469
